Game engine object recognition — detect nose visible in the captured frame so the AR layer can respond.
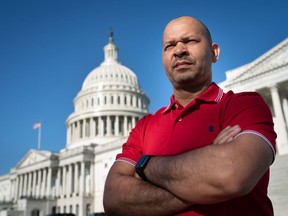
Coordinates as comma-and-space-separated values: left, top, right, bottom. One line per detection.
174, 42, 188, 57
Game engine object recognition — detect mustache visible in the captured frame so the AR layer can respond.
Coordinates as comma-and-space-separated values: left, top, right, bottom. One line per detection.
171, 56, 195, 68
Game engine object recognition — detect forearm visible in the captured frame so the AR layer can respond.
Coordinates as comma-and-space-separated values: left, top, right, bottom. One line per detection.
145, 134, 272, 204
145, 144, 232, 203
103, 163, 190, 216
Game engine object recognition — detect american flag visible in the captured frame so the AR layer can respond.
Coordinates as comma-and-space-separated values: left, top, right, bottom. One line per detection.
33, 121, 41, 130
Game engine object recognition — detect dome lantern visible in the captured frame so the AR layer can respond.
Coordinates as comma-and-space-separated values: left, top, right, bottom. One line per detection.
102, 28, 118, 65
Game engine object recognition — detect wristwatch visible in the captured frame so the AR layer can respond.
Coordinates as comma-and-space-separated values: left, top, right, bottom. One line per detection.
135, 155, 152, 181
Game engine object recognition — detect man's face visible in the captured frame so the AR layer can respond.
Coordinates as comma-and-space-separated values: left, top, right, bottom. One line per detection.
162, 17, 218, 90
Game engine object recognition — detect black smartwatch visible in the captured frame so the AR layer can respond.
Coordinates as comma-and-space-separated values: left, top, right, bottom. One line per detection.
135, 155, 152, 181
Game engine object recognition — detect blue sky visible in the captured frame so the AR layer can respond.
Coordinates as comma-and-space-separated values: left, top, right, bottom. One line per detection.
0, 0, 287, 175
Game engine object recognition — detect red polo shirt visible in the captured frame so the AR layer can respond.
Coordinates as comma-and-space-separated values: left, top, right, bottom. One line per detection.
116, 83, 276, 216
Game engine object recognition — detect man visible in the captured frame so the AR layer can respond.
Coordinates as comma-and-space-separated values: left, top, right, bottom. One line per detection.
103, 16, 276, 216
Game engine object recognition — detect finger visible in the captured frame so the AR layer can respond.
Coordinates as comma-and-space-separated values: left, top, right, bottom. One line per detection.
213, 126, 231, 144
214, 125, 241, 145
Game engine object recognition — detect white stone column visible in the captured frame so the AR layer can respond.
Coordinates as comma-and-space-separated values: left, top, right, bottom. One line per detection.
90, 162, 95, 196
282, 98, 288, 128
76, 121, 80, 141
138, 97, 142, 108
14, 176, 19, 200
90, 117, 95, 138
115, 115, 119, 136
36, 170, 41, 198
132, 116, 136, 128
41, 168, 47, 198
27, 172, 32, 197
32, 171, 37, 197
83, 119, 86, 138
95, 117, 98, 136
23, 173, 27, 197
74, 162, 79, 196
133, 95, 137, 107
124, 116, 128, 136
10, 176, 17, 201
63, 166, 67, 197
18, 175, 23, 198
128, 117, 132, 132
270, 85, 288, 154
46, 167, 52, 198
56, 167, 61, 197
68, 164, 72, 196
100, 116, 104, 136
80, 162, 85, 196
107, 116, 111, 136
10, 179, 15, 200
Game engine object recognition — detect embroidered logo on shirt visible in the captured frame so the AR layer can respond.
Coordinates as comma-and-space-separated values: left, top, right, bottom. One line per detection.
208, 125, 214, 132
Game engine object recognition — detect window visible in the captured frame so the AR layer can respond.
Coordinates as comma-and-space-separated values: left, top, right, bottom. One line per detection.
111, 95, 114, 104
86, 204, 91, 216
76, 205, 79, 216
31, 209, 39, 216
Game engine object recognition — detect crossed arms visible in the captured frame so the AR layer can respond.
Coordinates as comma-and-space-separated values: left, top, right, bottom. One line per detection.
103, 125, 274, 216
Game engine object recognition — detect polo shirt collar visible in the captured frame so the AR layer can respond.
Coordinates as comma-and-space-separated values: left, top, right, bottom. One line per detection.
163, 82, 224, 114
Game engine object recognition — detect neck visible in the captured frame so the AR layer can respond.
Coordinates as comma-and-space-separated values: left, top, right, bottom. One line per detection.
173, 82, 211, 107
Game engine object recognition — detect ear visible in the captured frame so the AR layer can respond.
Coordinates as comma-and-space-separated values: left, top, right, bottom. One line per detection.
211, 43, 220, 63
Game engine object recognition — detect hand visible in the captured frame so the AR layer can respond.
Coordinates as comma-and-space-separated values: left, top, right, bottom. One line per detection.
213, 125, 241, 145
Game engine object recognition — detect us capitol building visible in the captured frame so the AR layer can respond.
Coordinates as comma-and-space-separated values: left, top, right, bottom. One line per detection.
0, 32, 287, 216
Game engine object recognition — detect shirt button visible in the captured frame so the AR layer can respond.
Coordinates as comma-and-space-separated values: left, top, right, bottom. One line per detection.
177, 117, 183, 122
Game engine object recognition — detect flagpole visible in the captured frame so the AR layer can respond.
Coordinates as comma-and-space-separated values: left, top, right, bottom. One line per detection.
38, 124, 41, 150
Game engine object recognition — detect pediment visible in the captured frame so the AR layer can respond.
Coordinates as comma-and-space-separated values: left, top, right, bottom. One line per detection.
221, 37, 288, 86
17, 149, 52, 169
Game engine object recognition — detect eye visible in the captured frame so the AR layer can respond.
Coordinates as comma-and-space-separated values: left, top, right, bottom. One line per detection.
164, 42, 175, 51
186, 38, 198, 44
163, 41, 175, 51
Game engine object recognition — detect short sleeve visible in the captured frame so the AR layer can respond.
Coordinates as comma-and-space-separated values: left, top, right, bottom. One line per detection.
221, 92, 277, 155
116, 114, 153, 166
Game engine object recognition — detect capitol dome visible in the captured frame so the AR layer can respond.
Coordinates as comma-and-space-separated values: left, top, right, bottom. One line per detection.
66, 30, 150, 149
